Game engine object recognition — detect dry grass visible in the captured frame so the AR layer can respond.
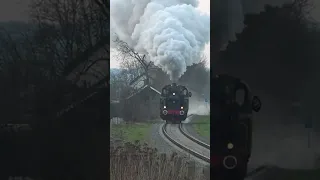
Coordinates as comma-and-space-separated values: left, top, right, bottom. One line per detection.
110, 141, 210, 180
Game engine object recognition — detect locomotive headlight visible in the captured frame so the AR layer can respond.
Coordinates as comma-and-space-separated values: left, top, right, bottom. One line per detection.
163, 110, 168, 115
227, 142, 234, 150
180, 106, 183, 109
164, 106, 166, 109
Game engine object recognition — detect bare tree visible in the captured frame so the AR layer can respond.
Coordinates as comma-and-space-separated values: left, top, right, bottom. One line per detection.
0, 0, 111, 179
0, 0, 112, 123
113, 37, 159, 85
0, 25, 57, 123
112, 37, 171, 121
29, 0, 110, 85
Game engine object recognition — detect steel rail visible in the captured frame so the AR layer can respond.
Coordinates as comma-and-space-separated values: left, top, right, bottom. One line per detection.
161, 122, 210, 163
161, 114, 268, 179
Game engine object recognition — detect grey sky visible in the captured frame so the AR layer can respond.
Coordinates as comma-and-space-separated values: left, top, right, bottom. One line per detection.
0, 0, 30, 22
198, 0, 210, 68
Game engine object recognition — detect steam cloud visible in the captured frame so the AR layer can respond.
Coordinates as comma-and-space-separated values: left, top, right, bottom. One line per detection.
187, 90, 210, 117
110, 0, 210, 81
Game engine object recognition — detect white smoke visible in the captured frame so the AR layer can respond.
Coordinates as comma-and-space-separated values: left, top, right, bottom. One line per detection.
188, 91, 210, 116
110, 0, 210, 81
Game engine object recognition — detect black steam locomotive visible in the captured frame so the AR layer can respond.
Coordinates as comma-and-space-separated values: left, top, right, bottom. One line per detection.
160, 83, 192, 123
210, 74, 261, 180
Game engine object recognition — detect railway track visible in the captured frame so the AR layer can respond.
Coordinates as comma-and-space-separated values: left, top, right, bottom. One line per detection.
161, 115, 269, 179
161, 116, 210, 163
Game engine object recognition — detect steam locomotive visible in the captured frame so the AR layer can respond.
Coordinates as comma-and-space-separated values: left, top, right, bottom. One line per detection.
160, 83, 192, 123
210, 74, 261, 180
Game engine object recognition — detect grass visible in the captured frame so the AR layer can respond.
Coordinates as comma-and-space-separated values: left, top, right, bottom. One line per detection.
193, 115, 210, 138
111, 122, 152, 143
110, 142, 209, 180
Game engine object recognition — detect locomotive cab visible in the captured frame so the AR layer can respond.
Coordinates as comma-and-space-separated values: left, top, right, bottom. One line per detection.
160, 83, 191, 123
211, 74, 262, 180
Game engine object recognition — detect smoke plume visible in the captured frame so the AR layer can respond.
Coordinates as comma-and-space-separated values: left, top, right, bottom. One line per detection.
187, 90, 210, 117
110, 0, 210, 81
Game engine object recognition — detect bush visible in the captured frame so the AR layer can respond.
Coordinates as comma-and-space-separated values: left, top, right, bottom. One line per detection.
110, 141, 210, 180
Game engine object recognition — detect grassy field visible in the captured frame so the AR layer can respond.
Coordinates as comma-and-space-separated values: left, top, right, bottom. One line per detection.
111, 122, 152, 143
192, 115, 210, 138
110, 123, 210, 180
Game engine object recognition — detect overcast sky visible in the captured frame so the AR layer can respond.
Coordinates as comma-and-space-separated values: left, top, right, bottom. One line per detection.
0, 0, 29, 22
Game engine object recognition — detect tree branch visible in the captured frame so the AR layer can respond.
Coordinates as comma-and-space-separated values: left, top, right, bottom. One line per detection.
93, 0, 109, 17
62, 36, 109, 77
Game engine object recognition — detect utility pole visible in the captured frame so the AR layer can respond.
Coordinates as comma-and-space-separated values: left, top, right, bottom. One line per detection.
143, 55, 152, 121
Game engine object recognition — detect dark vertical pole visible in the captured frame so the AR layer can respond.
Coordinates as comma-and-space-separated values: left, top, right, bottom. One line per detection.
143, 55, 151, 121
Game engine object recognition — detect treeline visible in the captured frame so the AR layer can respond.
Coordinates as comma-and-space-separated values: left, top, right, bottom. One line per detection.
0, 0, 110, 179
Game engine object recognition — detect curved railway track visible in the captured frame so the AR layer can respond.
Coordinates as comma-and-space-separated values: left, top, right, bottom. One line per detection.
161, 115, 268, 179
161, 115, 210, 163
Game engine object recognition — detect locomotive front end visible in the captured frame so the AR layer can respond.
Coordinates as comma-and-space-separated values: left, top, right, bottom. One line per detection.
160, 83, 192, 123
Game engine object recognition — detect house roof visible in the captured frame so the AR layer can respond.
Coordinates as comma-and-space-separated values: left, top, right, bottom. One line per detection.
125, 85, 161, 100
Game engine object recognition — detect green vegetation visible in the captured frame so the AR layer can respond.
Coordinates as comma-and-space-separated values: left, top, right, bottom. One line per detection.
111, 123, 152, 143
193, 115, 210, 138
